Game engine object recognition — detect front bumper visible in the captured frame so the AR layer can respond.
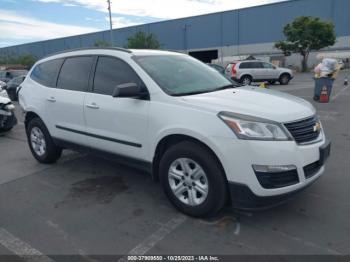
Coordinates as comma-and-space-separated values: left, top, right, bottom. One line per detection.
228, 141, 330, 209
210, 134, 330, 208
228, 178, 316, 210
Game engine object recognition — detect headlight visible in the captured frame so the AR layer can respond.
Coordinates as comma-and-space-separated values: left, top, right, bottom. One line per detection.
218, 112, 292, 141
5, 104, 15, 111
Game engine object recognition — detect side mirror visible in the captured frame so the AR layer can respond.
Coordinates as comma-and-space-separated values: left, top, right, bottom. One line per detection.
112, 82, 148, 99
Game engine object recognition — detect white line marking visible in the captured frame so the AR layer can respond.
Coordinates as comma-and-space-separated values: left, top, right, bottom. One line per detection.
0, 228, 54, 262
46, 220, 99, 262
118, 215, 187, 262
331, 85, 349, 101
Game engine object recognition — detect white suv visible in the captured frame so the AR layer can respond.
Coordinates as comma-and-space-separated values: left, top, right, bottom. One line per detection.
225, 60, 294, 85
19, 48, 330, 217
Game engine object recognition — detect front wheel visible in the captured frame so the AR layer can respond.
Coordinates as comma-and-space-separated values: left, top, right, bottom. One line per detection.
279, 74, 291, 85
26, 117, 62, 163
159, 141, 228, 217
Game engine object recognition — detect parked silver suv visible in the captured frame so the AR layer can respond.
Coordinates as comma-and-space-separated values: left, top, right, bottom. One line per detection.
225, 60, 293, 85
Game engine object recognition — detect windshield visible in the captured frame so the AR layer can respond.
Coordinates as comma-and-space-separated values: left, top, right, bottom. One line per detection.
133, 55, 236, 96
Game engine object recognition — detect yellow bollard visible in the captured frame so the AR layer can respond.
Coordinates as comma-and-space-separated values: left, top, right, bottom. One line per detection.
259, 82, 267, 88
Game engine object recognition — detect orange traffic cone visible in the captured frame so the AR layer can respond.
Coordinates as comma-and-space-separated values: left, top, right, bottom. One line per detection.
319, 86, 329, 103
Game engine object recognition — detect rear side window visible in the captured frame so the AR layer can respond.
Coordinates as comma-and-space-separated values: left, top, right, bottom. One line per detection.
57, 56, 93, 92
239, 62, 251, 69
93, 56, 143, 96
239, 62, 263, 69
251, 62, 263, 68
31, 59, 63, 87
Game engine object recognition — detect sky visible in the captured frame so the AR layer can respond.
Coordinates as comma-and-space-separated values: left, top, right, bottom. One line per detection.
0, 0, 286, 47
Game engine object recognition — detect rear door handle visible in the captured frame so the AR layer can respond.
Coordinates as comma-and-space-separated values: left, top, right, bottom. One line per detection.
47, 97, 56, 102
86, 103, 99, 109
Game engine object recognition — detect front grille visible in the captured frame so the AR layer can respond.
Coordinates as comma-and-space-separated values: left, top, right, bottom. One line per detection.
255, 170, 299, 189
303, 161, 322, 179
284, 116, 320, 144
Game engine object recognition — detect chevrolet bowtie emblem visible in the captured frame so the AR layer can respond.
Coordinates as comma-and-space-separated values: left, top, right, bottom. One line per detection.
313, 122, 321, 132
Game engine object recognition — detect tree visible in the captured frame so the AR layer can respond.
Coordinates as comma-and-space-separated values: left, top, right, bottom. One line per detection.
0, 52, 37, 69
275, 16, 336, 72
125, 31, 161, 49
17, 54, 37, 69
94, 40, 111, 47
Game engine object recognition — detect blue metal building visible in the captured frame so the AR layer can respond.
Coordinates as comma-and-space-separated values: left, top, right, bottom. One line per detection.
0, 0, 349, 66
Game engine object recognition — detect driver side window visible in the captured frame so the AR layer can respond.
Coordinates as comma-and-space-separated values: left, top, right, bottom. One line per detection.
93, 56, 145, 96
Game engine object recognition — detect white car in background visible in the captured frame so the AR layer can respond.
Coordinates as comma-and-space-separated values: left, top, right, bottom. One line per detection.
225, 60, 294, 85
19, 48, 329, 217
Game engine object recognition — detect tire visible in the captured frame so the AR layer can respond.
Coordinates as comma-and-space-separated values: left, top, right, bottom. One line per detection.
268, 80, 276, 85
279, 74, 291, 85
0, 113, 16, 133
240, 75, 252, 85
26, 117, 62, 163
0, 126, 13, 133
159, 141, 228, 217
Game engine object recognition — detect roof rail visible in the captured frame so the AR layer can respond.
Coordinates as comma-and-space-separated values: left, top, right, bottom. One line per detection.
43, 46, 132, 59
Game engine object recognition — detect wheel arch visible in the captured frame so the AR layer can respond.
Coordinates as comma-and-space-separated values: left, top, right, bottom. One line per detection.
240, 74, 253, 81
278, 72, 291, 79
24, 111, 42, 129
152, 133, 228, 184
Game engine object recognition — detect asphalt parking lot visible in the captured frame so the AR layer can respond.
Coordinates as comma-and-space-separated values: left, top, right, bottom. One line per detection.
0, 71, 350, 260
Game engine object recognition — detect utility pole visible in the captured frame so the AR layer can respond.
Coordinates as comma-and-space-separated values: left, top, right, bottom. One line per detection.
107, 0, 114, 46
183, 24, 191, 53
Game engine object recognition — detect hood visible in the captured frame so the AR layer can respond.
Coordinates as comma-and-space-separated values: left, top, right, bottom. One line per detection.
181, 86, 315, 123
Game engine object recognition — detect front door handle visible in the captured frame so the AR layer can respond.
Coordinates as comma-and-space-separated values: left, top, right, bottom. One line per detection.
86, 103, 99, 109
47, 97, 56, 102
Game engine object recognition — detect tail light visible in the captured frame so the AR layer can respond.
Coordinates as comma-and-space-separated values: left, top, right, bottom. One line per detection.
231, 63, 237, 77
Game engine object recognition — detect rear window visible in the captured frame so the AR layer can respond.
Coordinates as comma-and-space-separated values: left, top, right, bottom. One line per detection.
31, 59, 63, 87
239, 62, 254, 69
57, 56, 93, 92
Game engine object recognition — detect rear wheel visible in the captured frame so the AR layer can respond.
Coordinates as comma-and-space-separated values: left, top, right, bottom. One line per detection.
26, 117, 62, 163
240, 75, 252, 85
159, 141, 228, 217
279, 74, 291, 85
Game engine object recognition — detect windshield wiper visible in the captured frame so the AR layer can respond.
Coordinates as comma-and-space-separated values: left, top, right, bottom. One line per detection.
212, 83, 240, 92
173, 90, 210, 96
173, 83, 242, 96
